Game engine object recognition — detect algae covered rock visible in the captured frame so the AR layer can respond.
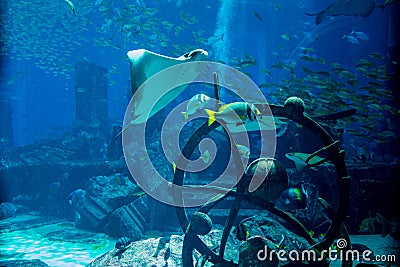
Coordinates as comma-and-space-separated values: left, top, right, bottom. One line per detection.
0, 202, 17, 220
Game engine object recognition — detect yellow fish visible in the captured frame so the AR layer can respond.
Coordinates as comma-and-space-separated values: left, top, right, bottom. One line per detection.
204, 102, 261, 126
181, 94, 211, 121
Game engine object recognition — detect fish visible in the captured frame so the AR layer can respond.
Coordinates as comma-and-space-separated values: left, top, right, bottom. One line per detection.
125, 49, 208, 125
115, 237, 132, 251
274, 183, 308, 211
204, 102, 261, 127
369, 52, 385, 60
300, 47, 314, 53
94, 240, 109, 251
222, 115, 286, 134
301, 67, 330, 77
164, 246, 171, 261
274, 1, 281, 10
305, 0, 375, 25
200, 149, 212, 164
205, 33, 224, 46
342, 34, 360, 45
64, 0, 75, 14
271, 61, 296, 72
68, 189, 85, 207
236, 221, 250, 241
285, 152, 329, 172
260, 68, 271, 76
281, 34, 291, 41
236, 144, 250, 158
181, 94, 211, 121
359, 217, 376, 233
154, 236, 171, 257
179, 11, 198, 25
378, 0, 400, 10
356, 59, 375, 68
351, 30, 370, 41
299, 55, 319, 63
253, 12, 263, 21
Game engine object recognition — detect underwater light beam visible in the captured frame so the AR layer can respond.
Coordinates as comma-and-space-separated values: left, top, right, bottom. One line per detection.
213, 0, 236, 64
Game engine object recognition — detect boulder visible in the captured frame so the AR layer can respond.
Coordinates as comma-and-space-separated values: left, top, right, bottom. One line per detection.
0, 202, 17, 219
69, 173, 143, 230
103, 195, 150, 240
85, 173, 140, 210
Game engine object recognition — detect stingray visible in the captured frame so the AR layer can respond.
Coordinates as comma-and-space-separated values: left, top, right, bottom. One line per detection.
305, 0, 375, 25
126, 48, 208, 125
285, 152, 330, 172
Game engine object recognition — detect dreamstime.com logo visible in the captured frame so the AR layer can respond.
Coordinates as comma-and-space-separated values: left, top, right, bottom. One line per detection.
122, 61, 276, 207
257, 238, 397, 263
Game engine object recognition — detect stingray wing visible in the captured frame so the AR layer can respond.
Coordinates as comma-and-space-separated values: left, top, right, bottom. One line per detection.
285, 152, 329, 172
126, 49, 208, 125
314, 0, 375, 24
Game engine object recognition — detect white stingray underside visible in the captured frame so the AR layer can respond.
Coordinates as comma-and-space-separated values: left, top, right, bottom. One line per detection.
127, 48, 208, 125
125, 48, 286, 135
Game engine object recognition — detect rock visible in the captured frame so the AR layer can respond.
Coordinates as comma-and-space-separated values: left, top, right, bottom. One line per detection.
0, 259, 49, 267
85, 174, 141, 210
239, 236, 279, 267
69, 189, 113, 230
0, 100, 13, 146
106, 126, 123, 160
0, 202, 17, 219
69, 173, 145, 231
74, 61, 108, 125
103, 196, 150, 239
89, 213, 313, 267
240, 214, 310, 252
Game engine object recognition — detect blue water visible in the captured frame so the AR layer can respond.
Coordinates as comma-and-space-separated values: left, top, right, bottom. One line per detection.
1, 0, 399, 266
0, 0, 396, 145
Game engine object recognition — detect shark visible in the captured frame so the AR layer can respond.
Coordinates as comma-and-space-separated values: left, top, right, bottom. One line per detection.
306, 0, 375, 25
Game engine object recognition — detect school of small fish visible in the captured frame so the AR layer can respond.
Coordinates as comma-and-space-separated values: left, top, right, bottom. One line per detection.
0, 0, 397, 152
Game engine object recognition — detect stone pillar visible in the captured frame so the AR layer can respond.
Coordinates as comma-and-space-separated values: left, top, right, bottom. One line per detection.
0, 100, 13, 145
74, 61, 108, 124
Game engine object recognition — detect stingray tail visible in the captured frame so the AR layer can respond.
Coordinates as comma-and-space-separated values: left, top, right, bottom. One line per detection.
115, 122, 132, 137
205, 109, 217, 126
315, 11, 326, 25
